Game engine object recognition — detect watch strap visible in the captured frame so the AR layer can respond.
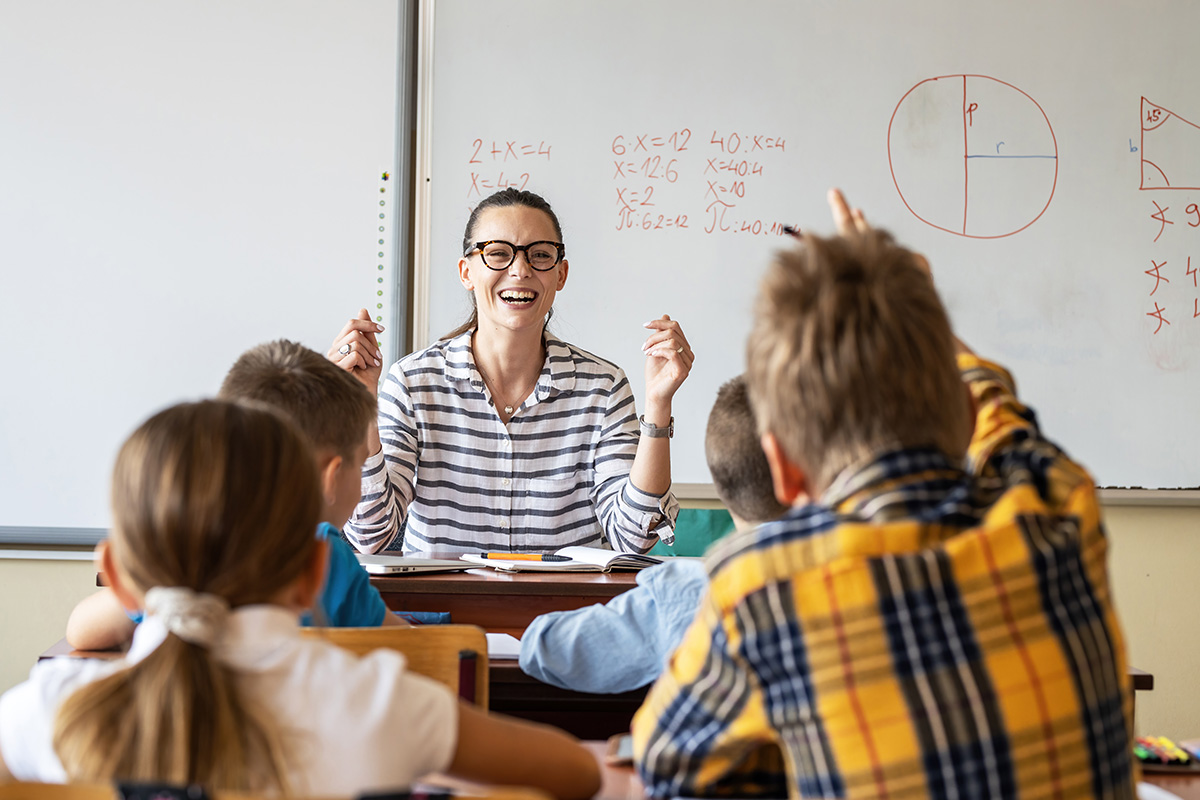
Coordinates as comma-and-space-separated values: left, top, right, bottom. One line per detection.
639, 415, 674, 439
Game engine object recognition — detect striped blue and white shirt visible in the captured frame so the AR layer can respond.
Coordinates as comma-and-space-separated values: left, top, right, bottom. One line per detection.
346, 330, 679, 555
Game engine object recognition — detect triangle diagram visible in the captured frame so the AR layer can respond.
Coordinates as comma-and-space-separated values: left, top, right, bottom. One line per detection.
1141, 97, 1200, 190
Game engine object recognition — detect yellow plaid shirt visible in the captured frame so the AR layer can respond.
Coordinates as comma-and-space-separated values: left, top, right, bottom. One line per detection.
633, 355, 1135, 799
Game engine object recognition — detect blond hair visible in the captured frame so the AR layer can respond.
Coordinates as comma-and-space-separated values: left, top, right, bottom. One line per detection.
53, 400, 321, 791
704, 376, 787, 523
219, 339, 376, 458
746, 231, 966, 492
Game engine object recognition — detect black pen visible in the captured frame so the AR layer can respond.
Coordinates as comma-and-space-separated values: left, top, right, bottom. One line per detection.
782, 225, 802, 237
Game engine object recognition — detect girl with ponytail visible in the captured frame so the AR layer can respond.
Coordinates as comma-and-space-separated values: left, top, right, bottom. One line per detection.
0, 400, 598, 798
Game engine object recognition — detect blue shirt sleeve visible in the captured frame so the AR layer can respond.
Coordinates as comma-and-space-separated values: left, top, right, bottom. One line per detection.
306, 523, 388, 628
518, 558, 708, 694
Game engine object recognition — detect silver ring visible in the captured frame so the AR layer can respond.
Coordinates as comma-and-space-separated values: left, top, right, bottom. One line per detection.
338, 343, 351, 355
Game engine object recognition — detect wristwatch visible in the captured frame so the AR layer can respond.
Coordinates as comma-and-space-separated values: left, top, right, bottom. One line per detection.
639, 415, 674, 439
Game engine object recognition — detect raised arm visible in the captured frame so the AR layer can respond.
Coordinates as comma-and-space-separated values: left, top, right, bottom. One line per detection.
629, 314, 693, 498
825, 189, 1061, 487
328, 308, 386, 451
591, 368, 679, 554
343, 362, 419, 553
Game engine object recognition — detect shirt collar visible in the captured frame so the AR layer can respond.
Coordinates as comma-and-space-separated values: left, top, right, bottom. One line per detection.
442, 328, 575, 399
820, 446, 968, 518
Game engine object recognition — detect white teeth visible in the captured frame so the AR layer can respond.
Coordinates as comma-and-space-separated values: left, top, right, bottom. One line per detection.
500, 290, 535, 301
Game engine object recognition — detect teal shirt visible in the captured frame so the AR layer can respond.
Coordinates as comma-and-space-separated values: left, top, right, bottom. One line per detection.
305, 522, 388, 627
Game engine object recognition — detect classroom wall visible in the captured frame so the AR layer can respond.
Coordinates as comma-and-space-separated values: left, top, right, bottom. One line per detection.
0, 505, 1195, 740
1105, 505, 1200, 740
0, 557, 98, 695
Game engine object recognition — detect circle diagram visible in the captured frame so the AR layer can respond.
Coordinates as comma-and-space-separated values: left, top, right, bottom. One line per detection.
888, 75, 1057, 239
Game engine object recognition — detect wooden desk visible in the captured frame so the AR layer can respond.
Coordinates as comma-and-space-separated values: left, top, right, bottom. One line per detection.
369, 569, 642, 738
490, 660, 647, 740
581, 742, 1200, 800
370, 569, 638, 635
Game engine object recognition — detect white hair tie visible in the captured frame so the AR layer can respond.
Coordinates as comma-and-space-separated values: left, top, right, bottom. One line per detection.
143, 587, 230, 648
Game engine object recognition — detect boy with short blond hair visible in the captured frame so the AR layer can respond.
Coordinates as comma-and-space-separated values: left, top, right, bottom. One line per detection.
66, 340, 401, 650
633, 191, 1134, 799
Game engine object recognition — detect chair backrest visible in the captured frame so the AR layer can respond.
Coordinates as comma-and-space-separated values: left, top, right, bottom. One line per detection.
299, 624, 489, 708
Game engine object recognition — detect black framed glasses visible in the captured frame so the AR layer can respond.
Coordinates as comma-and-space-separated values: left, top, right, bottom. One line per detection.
469, 240, 565, 271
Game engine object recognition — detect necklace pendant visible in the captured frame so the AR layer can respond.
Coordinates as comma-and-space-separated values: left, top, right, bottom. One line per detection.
504, 405, 514, 415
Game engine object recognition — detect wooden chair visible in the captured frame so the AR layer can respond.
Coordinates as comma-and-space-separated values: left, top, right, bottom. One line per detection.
0, 783, 551, 800
300, 624, 489, 708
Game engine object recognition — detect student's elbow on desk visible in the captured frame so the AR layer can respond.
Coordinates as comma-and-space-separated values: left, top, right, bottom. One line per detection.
65, 589, 136, 651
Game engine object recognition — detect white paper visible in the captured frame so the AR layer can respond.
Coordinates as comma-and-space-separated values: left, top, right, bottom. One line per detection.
486, 632, 522, 660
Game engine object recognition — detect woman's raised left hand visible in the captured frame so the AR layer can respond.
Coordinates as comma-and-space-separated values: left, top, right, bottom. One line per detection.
641, 314, 694, 405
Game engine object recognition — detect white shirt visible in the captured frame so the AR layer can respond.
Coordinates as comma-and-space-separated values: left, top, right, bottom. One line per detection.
0, 606, 457, 796
347, 330, 679, 555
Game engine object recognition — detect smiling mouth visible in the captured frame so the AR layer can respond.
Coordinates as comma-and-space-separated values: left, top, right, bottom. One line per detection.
499, 289, 538, 306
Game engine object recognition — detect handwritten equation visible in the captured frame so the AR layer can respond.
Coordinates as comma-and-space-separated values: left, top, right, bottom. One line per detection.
459, 131, 795, 236
466, 138, 553, 200
611, 128, 792, 236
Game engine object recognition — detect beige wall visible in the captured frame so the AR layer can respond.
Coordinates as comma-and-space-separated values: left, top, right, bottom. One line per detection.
1105, 505, 1200, 739
0, 556, 98, 696
1, 505, 1196, 738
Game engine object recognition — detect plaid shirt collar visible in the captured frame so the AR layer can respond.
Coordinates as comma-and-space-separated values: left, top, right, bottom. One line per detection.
820, 445, 969, 519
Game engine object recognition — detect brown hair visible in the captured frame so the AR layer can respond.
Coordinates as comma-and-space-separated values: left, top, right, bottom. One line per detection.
746, 231, 967, 492
53, 400, 321, 791
218, 339, 376, 458
443, 188, 564, 340
704, 376, 788, 523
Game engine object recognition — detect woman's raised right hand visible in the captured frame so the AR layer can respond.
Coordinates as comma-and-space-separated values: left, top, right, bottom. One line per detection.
328, 308, 385, 394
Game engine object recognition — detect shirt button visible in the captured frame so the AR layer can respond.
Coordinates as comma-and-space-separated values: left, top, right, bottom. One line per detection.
501, 520, 509, 528
502, 478, 511, 486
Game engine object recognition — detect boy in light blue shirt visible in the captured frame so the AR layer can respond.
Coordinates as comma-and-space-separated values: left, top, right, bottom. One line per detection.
66, 340, 402, 649
518, 376, 789, 693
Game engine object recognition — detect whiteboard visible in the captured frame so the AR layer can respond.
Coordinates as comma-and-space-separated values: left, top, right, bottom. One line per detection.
417, 0, 1198, 490
0, 0, 407, 537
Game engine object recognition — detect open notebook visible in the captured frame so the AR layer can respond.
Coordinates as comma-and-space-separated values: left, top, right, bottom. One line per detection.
355, 554, 478, 575
460, 546, 664, 573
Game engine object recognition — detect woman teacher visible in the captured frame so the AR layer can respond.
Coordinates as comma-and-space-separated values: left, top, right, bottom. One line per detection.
329, 189, 694, 555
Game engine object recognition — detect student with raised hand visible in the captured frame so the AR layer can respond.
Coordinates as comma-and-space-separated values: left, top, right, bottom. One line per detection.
329, 187, 694, 555
65, 339, 405, 651
0, 401, 600, 798
632, 189, 1135, 799
518, 375, 788, 694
